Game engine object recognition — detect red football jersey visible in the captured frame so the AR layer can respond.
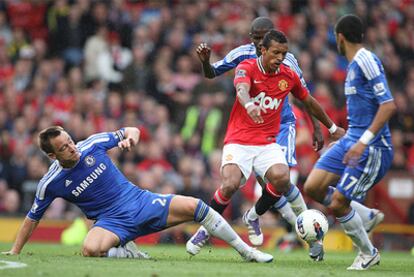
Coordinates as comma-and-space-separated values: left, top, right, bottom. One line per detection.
224, 57, 309, 145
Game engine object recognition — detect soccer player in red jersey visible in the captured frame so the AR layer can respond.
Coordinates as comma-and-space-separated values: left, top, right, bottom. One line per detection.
187, 30, 345, 255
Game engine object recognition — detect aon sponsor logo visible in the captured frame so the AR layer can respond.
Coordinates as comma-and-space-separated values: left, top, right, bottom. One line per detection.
254, 92, 283, 110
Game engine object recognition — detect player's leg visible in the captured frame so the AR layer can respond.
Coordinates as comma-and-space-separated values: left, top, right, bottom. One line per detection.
256, 174, 297, 227
306, 140, 385, 231
303, 168, 341, 203
330, 190, 376, 248
334, 146, 392, 270
82, 226, 119, 257
277, 122, 308, 215
166, 195, 272, 262
210, 143, 252, 214
187, 144, 252, 254
243, 143, 289, 246
212, 163, 244, 213
83, 226, 149, 259
305, 170, 383, 233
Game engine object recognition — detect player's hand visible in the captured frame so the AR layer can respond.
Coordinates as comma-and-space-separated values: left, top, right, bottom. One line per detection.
246, 104, 266, 124
343, 141, 366, 167
312, 128, 324, 152
330, 127, 346, 141
118, 137, 135, 151
196, 43, 211, 63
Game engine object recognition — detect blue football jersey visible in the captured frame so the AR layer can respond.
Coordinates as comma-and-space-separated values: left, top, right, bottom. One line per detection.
211, 43, 308, 124
344, 48, 393, 148
28, 130, 146, 221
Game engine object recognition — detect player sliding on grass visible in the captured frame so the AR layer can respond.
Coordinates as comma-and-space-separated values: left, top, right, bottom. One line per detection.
2, 126, 272, 263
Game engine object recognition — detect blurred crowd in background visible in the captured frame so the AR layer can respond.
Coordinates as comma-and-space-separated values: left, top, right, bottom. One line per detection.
0, 0, 413, 227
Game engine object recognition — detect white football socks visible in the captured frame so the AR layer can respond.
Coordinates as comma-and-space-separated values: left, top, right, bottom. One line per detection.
350, 201, 374, 223
284, 184, 307, 216
107, 246, 129, 258
201, 208, 251, 255
324, 186, 375, 223
274, 198, 297, 227
338, 209, 375, 255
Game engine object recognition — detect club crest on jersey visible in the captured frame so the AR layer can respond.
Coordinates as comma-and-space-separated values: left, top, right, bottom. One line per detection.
236, 69, 246, 78
278, 79, 288, 91
84, 155, 96, 167
225, 154, 233, 161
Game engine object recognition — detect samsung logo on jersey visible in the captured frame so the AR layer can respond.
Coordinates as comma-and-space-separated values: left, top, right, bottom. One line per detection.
72, 163, 107, 197
254, 92, 282, 110
345, 86, 357, 95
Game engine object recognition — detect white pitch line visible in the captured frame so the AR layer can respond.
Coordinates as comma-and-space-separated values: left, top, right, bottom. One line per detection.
0, 260, 27, 270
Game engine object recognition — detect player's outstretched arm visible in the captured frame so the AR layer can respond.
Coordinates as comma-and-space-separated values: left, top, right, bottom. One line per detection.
301, 95, 345, 140
118, 127, 140, 151
1, 217, 39, 255
196, 43, 216, 79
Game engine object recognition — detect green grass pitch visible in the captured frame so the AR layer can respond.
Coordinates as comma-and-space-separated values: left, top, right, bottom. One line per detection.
0, 242, 413, 276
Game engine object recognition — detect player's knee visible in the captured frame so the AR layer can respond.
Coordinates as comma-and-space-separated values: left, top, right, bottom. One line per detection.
82, 243, 100, 257
186, 197, 199, 214
220, 178, 240, 198
267, 170, 290, 194
329, 197, 348, 217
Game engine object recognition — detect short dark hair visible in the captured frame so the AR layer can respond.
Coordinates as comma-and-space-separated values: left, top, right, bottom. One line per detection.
335, 14, 364, 43
262, 29, 288, 48
38, 126, 65, 154
250, 17, 274, 33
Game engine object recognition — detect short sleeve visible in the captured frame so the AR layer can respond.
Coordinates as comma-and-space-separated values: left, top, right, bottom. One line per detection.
27, 191, 55, 221
77, 129, 126, 152
290, 71, 309, 101
233, 62, 252, 88
368, 74, 394, 104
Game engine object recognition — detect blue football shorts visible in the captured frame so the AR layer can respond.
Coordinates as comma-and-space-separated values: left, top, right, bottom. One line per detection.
315, 137, 393, 202
94, 191, 174, 245
277, 121, 297, 167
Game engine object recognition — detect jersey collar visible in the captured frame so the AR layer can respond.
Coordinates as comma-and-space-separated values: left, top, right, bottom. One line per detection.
352, 47, 366, 63
257, 56, 280, 75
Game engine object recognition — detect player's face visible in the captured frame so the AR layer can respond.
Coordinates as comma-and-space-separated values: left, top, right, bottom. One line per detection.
261, 40, 288, 72
250, 28, 271, 56
49, 132, 80, 167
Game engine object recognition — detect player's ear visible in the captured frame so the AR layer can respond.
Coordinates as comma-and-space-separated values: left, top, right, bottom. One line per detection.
47, 152, 56, 160
260, 45, 266, 56
337, 33, 345, 42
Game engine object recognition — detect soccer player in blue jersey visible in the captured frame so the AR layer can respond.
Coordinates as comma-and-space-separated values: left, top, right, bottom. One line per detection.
2, 126, 273, 263
189, 16, 326, 257
303, 14, 396, 270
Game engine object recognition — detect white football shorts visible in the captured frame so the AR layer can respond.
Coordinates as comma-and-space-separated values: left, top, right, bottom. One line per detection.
221, 143, 288, 181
